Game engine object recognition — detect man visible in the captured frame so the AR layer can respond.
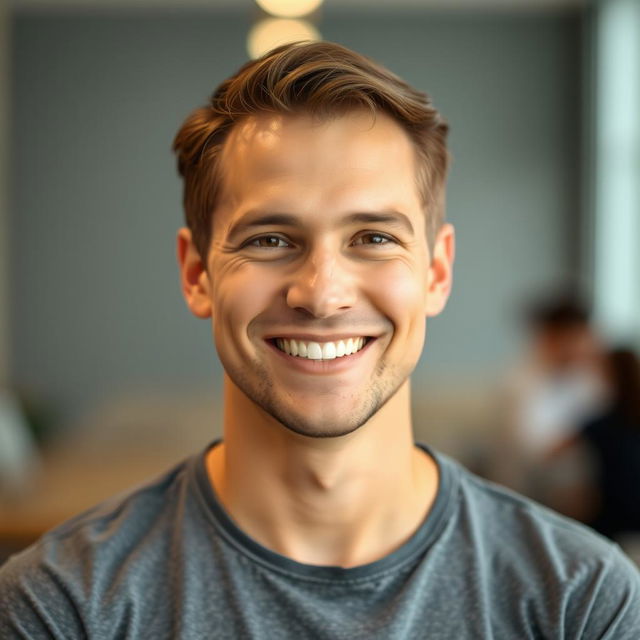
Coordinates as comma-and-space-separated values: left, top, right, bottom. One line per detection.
1, 42, 639, 638
493, 295, 609, 516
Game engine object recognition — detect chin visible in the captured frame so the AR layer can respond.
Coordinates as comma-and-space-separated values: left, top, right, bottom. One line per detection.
226, 358, 407, 440
261, 390, 384, 439
271, 410, 373, 439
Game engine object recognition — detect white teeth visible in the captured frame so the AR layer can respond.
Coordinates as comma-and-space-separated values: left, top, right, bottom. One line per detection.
275, 337, 368, 360
322, 342, 337, 359
307, 342, 323, 360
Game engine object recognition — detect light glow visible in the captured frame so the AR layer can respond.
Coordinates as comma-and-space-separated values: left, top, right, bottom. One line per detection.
255, 0, 323, 19
247, 18, 320, 60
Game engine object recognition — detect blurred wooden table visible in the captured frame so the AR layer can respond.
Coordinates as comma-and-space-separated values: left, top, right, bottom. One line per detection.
0, 393, 222, 560
0, 441, 198, 559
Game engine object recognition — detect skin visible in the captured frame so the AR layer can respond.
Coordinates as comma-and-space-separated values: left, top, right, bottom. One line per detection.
177, 110, 455, 567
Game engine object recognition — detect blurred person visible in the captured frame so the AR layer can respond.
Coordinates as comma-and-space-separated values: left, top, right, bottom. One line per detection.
1, 42, 639, 638
492, 294, 608, 514
557, 347, 640, 540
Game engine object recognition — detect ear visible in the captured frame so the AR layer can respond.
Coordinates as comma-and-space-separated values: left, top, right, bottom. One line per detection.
425, 223, 455, 317
176, 227, 213, 319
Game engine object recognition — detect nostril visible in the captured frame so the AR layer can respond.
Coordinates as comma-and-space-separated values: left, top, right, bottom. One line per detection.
285, 264, 357, 315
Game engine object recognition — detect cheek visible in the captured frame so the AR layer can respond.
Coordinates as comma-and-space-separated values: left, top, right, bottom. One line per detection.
366, 261, 427, 319
212, 264, 281, 341
364, 262, 428, 357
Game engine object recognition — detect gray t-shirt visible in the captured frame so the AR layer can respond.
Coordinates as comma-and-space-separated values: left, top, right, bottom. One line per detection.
1, 443, 639, 639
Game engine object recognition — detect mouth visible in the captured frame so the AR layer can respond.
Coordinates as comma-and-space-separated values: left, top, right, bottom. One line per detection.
270, 337, 372, 360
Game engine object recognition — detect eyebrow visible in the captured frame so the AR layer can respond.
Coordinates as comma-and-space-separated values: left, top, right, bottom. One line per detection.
343, 212, 415, 236
227, 210, 415, 239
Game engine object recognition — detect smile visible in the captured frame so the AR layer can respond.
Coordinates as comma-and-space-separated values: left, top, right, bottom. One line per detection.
274, 337, 369, 360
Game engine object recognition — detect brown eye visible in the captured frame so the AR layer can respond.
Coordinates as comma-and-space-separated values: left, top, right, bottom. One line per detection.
250, 235, 289, 248
353, 232, 394, 246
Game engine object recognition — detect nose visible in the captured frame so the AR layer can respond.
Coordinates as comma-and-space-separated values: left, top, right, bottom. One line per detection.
286, 248, 357, 318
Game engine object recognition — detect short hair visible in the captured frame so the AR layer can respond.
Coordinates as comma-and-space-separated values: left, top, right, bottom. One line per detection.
173, 41, 450, 259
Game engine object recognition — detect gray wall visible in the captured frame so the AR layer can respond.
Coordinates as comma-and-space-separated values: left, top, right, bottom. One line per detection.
9, 8, 582, 426
0, 5, 9, 387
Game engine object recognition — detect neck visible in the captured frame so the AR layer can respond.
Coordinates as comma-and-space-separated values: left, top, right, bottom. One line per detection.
207, 376, 439, 568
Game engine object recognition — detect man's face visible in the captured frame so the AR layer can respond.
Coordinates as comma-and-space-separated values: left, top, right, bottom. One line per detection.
179, 111, 454, 438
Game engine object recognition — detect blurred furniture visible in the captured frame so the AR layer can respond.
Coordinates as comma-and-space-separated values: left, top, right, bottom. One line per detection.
0, 390, 222, 563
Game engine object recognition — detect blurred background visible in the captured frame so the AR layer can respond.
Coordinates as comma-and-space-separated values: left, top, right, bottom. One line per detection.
1, 0, 639, 562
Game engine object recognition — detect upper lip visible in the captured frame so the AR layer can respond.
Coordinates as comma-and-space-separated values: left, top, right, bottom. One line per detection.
264, 333, 377, 342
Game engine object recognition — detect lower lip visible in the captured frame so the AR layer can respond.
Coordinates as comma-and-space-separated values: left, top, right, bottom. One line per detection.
266, 339, 375, 374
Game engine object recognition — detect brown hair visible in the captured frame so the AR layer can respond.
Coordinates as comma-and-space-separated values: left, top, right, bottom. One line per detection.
173, 41, 450, 259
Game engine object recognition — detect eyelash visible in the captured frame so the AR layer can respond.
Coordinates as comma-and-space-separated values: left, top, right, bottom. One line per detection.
243, 231, 398, 250
352, 232, 396, 246
247, 235, 290, 249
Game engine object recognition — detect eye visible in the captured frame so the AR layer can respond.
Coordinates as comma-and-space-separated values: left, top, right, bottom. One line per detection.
352, 232, 396, 246
247, 235, 290, 249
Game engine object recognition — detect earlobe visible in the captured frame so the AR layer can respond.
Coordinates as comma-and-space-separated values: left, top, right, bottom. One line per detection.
176, 227, 213, 319
425, 223, 455, 317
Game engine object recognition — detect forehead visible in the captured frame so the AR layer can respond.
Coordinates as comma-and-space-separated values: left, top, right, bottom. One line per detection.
211, 112, 427, 244
217, 110, 421, 210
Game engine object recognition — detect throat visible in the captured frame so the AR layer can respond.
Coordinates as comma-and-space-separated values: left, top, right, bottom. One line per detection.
271, 450, 436, 567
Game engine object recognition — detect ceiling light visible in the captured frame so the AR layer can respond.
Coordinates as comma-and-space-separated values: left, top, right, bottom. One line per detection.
255, 0, 324, 19
247, 18, 321, 59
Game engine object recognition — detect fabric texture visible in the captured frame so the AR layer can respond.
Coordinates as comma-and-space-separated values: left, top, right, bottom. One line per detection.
1, 443, 639, 639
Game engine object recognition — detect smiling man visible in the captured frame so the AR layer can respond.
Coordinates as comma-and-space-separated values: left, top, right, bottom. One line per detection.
1, 42, 639, 638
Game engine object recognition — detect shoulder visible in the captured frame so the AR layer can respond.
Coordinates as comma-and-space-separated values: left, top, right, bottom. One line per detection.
0, 457, 194, 638
447, 452, 616, 565
437, 453, 640, 637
